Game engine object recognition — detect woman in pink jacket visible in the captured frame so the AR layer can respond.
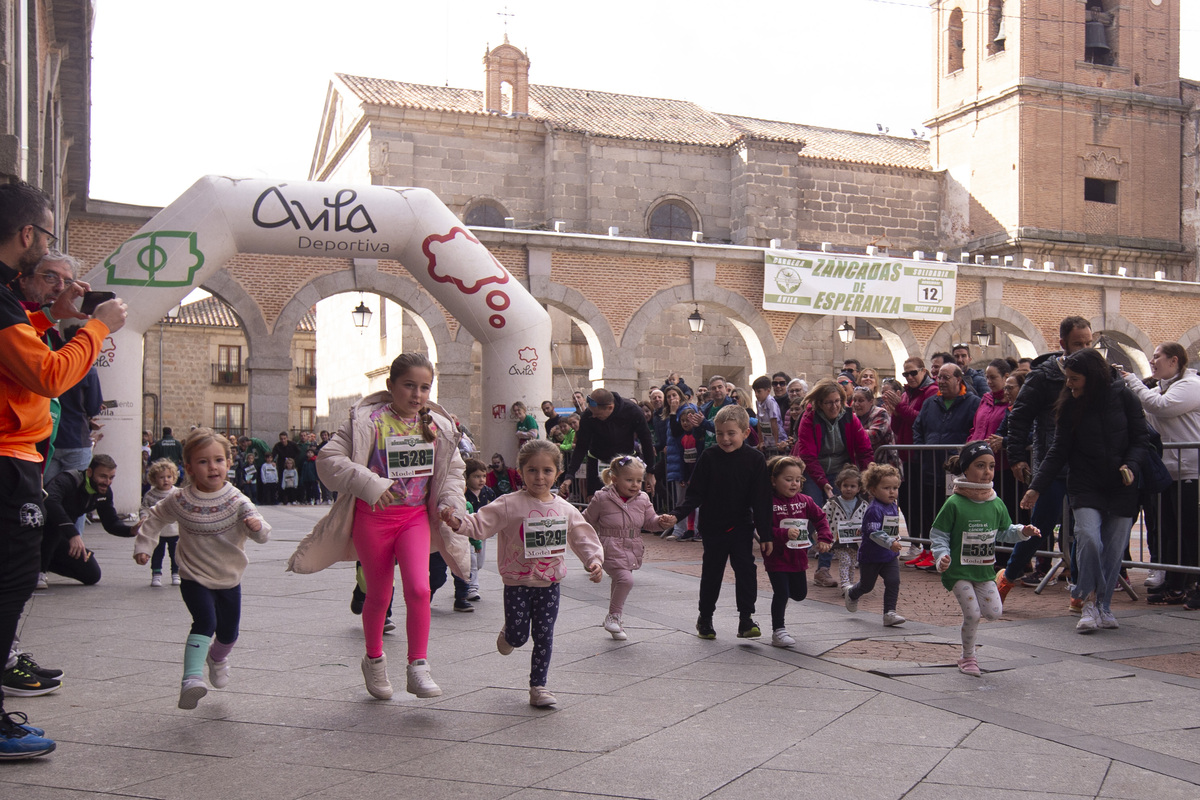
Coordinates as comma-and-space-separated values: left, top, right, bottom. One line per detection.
791, 379, 874, 586
583, 455, 673, 641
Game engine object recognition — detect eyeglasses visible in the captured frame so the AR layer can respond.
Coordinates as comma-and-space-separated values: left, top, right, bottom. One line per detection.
35, 271, 75, 289
952, 343, 971, 351
30, 223, 58, 246
902, 369, 920, 378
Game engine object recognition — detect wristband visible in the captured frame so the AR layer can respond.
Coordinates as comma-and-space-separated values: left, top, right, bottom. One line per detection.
42, 305, 58, 324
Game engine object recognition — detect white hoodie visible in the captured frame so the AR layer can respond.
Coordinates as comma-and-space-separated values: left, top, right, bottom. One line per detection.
1123, 367, 1200, 480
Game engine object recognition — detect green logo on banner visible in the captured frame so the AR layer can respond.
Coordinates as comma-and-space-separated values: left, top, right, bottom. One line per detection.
774, 267, 802, 294
103, 231, 205, 287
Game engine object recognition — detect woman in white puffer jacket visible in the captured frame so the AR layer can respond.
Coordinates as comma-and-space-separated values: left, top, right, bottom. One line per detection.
1122, 342, 1200, 607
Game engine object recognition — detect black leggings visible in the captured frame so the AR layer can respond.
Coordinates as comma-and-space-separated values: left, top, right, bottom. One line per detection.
849, 559, 901, 613
768, 570, 808, 630
179, 579, 241, 644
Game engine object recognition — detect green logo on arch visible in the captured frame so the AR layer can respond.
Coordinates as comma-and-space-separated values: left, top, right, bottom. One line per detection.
103, 231, 205, 287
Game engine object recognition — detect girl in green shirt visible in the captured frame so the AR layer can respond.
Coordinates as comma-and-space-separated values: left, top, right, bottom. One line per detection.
932, 441, 1038, 677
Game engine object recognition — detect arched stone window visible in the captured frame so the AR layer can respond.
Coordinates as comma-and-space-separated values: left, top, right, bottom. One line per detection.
463, 200, 509, 228
647, 199, 697, 241
948, 8, 965, 74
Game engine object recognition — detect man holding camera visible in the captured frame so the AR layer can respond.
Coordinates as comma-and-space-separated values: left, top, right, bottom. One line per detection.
0, 181, 127, 759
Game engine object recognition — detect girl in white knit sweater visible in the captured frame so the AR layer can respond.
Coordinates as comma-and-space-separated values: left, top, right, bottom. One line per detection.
135, 428, 270, 710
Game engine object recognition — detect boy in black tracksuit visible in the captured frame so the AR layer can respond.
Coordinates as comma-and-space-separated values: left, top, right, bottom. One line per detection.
668, 405, 772, 639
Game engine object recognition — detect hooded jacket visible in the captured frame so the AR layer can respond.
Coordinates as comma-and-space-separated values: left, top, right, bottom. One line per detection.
967, 390, 1009, 443
286, 391, 470, 578
792, 406, 874, 490
583, 484, 666, 571
663, 402, 700, 482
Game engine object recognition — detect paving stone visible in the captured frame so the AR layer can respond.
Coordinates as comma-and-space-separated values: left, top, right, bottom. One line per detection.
385, 741, 596, 786
924, 748, 1110, 795
1098, 761, 1200, 799
705, 769, 915, 799
534, 752, 751, 800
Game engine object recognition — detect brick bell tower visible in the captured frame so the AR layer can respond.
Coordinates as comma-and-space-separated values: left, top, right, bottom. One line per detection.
483, 37, 530, 115
927, 0, 1188, 278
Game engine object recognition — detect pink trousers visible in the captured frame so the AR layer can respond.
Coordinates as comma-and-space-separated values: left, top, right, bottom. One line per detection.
352, 499, 431, 661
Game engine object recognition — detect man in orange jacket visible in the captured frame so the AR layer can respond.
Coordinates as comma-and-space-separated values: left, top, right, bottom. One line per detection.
0, 181, 127, 758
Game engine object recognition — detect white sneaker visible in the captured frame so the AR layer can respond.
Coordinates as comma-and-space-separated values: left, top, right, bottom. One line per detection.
844, 593, 859, 613
497, 629, 514, 655
1144, 570, 1166, 590
361, 653, 393, 699
1076, 601, 1099, 633
171, 573, 181, 586
902, 544, 923, 561
1098, 607, 1119, 629
383, 617, 396, 633
883, 610, 907, 627
529, 685, 557, 707
177, 676, 207, 709
405, 659, 442, 698
603, 614, 627, 640
150, 573, 162, 587
35, 572, 48, 590
206, 655, 230, 689
771, 628, 796, 647
839, 582, 853, 597
466, 587, 482, 602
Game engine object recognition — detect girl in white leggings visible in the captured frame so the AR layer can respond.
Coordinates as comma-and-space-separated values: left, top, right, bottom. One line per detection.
932, 441, 1038, 677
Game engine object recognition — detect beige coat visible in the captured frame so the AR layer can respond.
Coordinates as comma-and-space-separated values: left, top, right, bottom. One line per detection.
286, 392, 470, 579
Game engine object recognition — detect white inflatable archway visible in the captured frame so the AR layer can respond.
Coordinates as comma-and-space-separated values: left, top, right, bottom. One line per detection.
83, 176, 551, 512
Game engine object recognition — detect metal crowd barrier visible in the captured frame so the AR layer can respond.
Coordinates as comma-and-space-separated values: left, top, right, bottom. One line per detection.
876, 442, 1200, 598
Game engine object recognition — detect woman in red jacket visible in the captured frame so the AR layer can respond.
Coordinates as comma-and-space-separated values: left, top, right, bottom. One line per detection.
791, 379, 874, 586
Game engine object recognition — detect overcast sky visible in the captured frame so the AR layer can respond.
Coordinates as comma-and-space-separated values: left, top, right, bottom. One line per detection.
89, 0, 1200, 207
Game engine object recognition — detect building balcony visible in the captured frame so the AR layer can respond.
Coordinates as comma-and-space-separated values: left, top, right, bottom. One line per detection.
211, 364, 247, 386
296, 367, 317, 390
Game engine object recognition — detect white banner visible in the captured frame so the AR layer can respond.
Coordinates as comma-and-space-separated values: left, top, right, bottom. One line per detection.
763, 250, 957, 322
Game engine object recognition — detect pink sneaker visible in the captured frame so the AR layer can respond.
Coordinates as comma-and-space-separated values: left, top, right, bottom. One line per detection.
957, 656, 982, 677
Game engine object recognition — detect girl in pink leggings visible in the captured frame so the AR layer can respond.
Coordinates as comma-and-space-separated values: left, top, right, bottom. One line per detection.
289, 353, 469, 700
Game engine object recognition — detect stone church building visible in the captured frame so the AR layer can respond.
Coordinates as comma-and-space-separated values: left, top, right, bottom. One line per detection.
65, 0, 1200, 437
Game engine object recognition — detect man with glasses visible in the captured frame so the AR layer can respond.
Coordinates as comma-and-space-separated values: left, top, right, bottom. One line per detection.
0, 182, 127, 758
13, 253, 103, 488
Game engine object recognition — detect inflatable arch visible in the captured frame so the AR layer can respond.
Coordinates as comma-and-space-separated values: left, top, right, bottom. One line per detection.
83, 176, 551, 511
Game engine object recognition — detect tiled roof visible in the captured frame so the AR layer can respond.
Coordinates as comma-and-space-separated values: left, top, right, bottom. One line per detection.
720, 115, 930, 170
335, 74, 930, 170
162, 297, 315, 331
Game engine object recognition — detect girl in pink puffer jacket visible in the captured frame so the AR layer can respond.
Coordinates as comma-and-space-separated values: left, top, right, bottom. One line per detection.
583, 455, 674, 640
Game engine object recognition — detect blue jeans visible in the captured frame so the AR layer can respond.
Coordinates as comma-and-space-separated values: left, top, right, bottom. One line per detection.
1071, 507, 1131, 612
1006, 476, 1067, 579
802, 476, 833, 570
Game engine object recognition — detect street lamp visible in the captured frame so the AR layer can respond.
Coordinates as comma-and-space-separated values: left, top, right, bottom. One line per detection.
973, 326, 992, 348
837, 321, 855, 344
1095, 332, 1109, 361
687, 307, 705, 333
351, 299, 373, 329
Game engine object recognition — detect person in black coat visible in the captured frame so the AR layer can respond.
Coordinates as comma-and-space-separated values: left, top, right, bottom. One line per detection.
1022, 348, 1149, 633
558, 389, 655, 498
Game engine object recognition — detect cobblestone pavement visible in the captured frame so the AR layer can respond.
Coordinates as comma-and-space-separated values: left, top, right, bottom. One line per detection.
2, 506, 1197, 799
